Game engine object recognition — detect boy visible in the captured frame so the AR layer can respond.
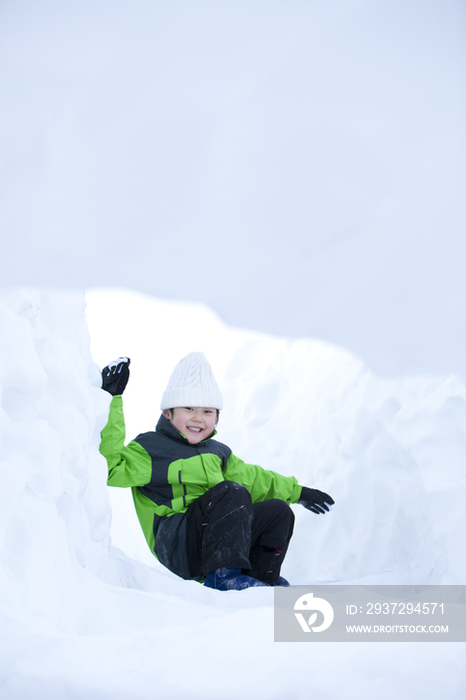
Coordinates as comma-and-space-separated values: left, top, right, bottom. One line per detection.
100, 353, 334, 591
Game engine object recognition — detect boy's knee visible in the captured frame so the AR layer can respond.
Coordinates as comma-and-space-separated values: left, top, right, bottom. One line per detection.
220, 480, 252, 504
207, 480, 252, 506
261, 498, 295, 529
222, 480, 250, 493
270, 498, 294, 516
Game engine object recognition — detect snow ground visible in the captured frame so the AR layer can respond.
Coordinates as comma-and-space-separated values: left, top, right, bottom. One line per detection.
0, 287, 465, 699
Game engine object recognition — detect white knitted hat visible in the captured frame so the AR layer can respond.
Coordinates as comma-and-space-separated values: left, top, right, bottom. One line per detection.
160, 352, 223, 410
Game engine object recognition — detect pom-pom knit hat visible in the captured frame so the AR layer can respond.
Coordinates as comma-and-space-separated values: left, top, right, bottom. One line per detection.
160, 352, 223, 410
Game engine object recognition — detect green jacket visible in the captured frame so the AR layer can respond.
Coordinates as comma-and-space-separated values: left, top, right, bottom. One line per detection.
100, 395, 302, 579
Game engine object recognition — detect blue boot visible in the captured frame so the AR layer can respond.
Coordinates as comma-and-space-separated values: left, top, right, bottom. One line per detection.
272, 576, 290, 586
204, 567, 270, 590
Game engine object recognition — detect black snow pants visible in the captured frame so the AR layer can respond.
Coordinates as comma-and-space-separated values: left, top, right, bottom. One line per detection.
185, 480, 295, 584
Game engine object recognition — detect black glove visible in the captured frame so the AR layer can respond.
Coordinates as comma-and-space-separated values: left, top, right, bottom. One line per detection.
101, 357, 131, 396
298, 486, 335, 514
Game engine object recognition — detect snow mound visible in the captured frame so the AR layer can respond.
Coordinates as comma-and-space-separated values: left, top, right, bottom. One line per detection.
0, 287, 465, 699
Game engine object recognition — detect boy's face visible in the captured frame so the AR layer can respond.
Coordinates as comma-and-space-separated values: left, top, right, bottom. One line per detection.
162, 406, 218, 444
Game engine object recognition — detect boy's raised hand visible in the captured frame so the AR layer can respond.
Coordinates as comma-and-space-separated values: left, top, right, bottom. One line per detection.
298, 486, 335, 514
101, 357, 131, 396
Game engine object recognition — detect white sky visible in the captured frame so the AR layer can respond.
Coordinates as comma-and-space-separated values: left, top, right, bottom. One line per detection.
1, 0, 465, 377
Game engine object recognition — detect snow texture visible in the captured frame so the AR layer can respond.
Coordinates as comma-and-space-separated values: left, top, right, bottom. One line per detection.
1, 287, 465, 699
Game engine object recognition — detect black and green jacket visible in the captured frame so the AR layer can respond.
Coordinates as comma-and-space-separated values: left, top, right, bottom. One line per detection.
100, 395, 302, 579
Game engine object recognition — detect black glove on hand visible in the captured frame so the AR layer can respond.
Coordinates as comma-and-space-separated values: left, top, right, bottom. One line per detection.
298, 486, 335, 514
101, 357, 131, 396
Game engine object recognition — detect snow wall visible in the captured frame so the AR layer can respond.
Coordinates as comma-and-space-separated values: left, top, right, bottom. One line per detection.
1, 287, 465, 699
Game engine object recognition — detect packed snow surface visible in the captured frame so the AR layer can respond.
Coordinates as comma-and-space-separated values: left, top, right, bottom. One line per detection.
0, 287, 465, 699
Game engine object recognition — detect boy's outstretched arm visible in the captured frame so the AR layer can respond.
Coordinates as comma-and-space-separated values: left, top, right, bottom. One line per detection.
99, 357, 152, 488
298, 486, 335, 514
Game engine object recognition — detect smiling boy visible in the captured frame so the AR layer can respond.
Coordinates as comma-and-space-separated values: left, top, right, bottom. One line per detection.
100, 352, 334, 591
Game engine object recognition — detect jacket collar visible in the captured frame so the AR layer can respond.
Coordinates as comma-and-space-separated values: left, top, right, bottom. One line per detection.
155, 414, 217, 445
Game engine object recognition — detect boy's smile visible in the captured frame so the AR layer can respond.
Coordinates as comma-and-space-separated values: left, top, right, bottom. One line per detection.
162, 406, 218, 444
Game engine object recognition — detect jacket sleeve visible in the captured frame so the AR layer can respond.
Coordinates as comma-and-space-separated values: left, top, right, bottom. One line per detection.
223, 452, 302, 504
99, 395, 152, 488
